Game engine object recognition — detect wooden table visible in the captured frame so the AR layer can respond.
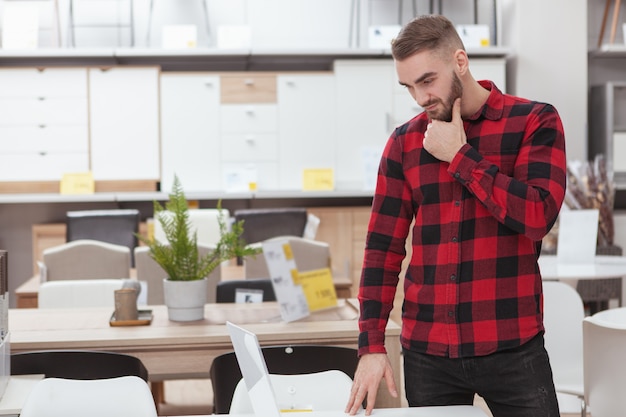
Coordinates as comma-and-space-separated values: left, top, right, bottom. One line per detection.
8, 299, 402, 408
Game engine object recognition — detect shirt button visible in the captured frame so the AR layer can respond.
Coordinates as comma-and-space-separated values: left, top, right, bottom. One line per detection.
454, 200, 460, 206
448, 311, 454, 317
454, 172, 460, 179
450, 274, 456, 281
452, 237, 458, 242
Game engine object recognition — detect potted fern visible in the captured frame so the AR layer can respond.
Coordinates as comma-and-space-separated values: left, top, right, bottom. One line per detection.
138, 176, 259, 321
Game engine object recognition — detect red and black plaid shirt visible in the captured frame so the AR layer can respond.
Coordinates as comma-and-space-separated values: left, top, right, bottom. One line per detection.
358, 81, 567, 358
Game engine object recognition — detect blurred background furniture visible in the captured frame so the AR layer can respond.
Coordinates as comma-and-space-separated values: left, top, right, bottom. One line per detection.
229, 369, 355, 413
233, 207, 309, 265
134, 243, 220, 304
153, 208, 229, 247
215, 278, 276, 303
244, 236, 330, 279
542, 281, 585, 414
582, 307, 626, 417
145, 0, 210, 46
66, 209, 140, 266
209, 345, 359, 414
42, 239, 131, 281
11, 350, 149, 381
19, 376, 157, 417
67, 0, 135, 47
577, 245, 623, 314
37, 278, 126, 308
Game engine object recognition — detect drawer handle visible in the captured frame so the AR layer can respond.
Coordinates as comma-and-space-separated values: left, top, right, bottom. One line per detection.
245, 106, 255, 115
245, 136, 255, 144
38, 97, 46, 101
38, 151, 47, 156
38, 124, 47, 129
244, 79, 254, 86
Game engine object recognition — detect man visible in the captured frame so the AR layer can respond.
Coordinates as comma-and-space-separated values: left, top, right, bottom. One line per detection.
345, 14, 566, 417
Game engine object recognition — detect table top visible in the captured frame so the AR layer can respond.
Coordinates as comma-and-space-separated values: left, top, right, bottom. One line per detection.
163, 406, 489, 417
8, 299, 377, 352
589, 307, 626, 327
538, 255, 626, 280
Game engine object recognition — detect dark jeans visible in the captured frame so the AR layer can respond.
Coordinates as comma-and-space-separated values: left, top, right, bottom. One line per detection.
403, 333, 560, 417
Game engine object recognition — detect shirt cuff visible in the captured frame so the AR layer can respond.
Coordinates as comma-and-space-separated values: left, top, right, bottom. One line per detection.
448, 143, 482, 183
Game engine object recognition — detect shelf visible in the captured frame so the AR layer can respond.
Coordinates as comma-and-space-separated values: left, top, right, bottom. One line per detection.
589, 44, 626, 58
0, 46, 512, 71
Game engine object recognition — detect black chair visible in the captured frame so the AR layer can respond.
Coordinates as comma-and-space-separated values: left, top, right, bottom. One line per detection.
233, 208, 308, 265
215, 279, 276, 303
66, 209, 141, 266
209, 345, 359, 414
11, 350, 149, 382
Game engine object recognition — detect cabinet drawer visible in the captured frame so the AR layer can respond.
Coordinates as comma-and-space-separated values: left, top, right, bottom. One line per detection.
0, 126, 88, 152
0, 152, 89, 181
0, 98, 88, 125
221, 74, 277, 103
220, 104, 277, 133
221, 133, 278, 162
0, 68, 87, 98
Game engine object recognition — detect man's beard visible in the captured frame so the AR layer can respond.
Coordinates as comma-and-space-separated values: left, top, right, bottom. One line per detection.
425, 72, 463, 122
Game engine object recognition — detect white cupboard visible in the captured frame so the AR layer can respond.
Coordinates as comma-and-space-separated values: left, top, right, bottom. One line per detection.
89, 67, 160, 181
160, 73, 221, 192
0, 68, 89, 181
277, 73, 336, 190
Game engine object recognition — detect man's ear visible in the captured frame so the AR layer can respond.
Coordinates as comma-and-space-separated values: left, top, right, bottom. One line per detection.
453, 49, 469, 76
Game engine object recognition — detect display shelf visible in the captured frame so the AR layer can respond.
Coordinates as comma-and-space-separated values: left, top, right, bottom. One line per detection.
0, 46, 511, 71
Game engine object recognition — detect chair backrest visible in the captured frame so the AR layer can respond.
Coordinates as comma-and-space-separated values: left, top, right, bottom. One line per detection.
42, 239, 131, 281
134, 244, 220, 304
209, 345, 359, 414
38, 279, 125, 308
215, 278, 276, 303
229, 370, 355, 413
153, 208, 229, 247
234, 208, 308, 245
244, 236, 331, 279
11, 350, 149, 381
19, 376, 157, 417
66, 209, 140, 266
542, 281, 585, 392
583, 313, 626, 417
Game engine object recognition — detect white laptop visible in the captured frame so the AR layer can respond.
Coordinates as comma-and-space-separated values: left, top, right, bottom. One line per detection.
225, 321, 490, 417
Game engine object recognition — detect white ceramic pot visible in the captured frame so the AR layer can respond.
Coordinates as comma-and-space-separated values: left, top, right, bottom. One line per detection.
163, 278, 208, 321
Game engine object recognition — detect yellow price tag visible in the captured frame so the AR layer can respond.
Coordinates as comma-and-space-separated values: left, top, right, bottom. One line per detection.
60, 172, 95, 195
302, 168, 334, 191
282, 243, 294, 260
298, 268, 337, 311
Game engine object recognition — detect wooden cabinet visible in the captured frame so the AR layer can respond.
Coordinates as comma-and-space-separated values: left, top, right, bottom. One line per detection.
89, 67, 160, 181
0, 68, 89, 181
160, 73, 222, 192
277, 73, 336, 190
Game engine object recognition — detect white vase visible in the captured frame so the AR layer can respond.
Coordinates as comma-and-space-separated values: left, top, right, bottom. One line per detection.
163, 278, 208, 322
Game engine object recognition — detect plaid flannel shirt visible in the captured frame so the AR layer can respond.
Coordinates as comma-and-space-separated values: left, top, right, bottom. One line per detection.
358, 81, 567, 358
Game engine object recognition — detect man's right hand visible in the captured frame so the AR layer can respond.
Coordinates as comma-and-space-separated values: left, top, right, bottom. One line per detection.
344, 353, 398, 416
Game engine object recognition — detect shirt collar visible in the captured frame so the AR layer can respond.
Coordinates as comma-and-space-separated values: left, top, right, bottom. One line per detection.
466, 80, 504, 121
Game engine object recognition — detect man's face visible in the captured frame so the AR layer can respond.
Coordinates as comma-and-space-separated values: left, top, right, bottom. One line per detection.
395, 50, 464, 122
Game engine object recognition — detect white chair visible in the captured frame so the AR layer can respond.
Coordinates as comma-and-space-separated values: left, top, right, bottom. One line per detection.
229, 370, 357, 413
542, 281, 585, 414
134, 243, 221, 304
244, 236, 331, 279
153, 208, 229, 247
38, 279, 126, 309
19, 375, 157, 417
42, 239, 131, 281
582, 309, 626, 417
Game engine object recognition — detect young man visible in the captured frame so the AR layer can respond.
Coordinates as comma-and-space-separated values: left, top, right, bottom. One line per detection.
345, 15, 566, 417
